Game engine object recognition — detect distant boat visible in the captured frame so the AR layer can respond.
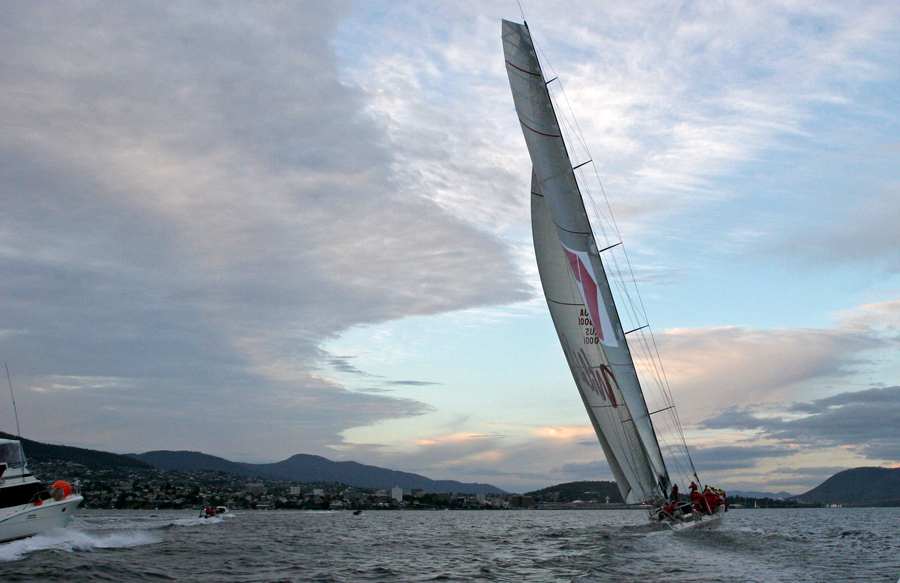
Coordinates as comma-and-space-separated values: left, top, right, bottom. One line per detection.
0, 438, 84, 542
199, 506, 228, 518
502, 20, 724, 531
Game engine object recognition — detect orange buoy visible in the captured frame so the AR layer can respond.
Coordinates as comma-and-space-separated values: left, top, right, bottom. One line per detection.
51, 481, 72, 498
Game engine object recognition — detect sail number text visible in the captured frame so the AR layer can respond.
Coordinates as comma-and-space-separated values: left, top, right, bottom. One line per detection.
579, 309, 600, 344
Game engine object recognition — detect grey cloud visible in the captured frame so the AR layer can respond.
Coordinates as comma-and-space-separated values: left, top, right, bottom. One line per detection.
337, 432, 596, 493
773, 188, 900, 272
325, 356, 379, 378
787, 386, 900, 413
690, 444, 796, 472
697, 407, 774, 431
653, 325, 886, 424
339, 431, 506, 475
699, 386, 900, 462
322, 354, 440, 388
856, 442, 900, 460
769, 466, 849, 479
0, 1, 528, 459
758, 466, 856, 491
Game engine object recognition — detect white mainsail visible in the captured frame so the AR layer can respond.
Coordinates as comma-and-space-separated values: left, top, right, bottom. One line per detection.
504, 20, 670, 504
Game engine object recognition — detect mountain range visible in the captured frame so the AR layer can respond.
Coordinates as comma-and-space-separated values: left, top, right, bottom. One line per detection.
6, 430, 900, 503
129, 450, 505, 494
2, 431, 502, 494
0, 431, 151, 470
791, 467, 900, 505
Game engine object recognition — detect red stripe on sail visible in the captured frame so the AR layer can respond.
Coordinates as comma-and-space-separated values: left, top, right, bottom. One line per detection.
563, 247, 607, 342
564, 248, 581, 283
578, 259, 605, 341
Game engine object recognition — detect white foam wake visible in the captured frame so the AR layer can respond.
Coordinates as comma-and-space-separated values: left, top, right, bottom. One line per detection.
0, 527, 160, 562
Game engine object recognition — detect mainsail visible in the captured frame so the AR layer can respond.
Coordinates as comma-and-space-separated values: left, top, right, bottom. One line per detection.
503, 20, 670, 504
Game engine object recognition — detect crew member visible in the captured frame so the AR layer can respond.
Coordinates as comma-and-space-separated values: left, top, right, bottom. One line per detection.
690, 482, 705, 514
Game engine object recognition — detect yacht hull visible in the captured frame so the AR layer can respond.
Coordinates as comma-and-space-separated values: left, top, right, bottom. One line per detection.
667, 504, 726, 532
0, 495, 83, 543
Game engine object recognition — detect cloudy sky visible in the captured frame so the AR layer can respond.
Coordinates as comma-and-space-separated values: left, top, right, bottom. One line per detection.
2, 0, 899, 494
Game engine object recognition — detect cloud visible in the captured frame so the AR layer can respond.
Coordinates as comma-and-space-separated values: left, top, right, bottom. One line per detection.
323, 356, 380, 378
690, 444, 797, 472
774, 186, 900, 271
644, 324, 887, 423
769, 466, 849, 479
724, 463, 855, 494
0, 1, 528, 459
557, 460, 615, 481
699, 386, 900, 463
385, 380, 442, 387
523, 1, 900, 214
325, 306, 900, 490
839, 299, 900, 332
633, 318, 900, 486
333, 423, 612, 492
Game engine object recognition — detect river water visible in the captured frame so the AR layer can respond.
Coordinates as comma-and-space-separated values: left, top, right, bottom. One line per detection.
1, 508, 898, 582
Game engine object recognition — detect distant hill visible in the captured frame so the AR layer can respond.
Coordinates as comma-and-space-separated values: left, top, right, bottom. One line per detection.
0, 431, 152, 470
130, 450, 505, 494
728, 490, 794, 499
793, 467, 900, 505
1, 432, 504, 494
526, 480, 623, 503
256, 454, 505, 494
129, 450, 256, 476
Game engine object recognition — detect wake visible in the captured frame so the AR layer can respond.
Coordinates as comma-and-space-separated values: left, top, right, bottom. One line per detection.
0, 527, 160, 562
0, 510, 233, 562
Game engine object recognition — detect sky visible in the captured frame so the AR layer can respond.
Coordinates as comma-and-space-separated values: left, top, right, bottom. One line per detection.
1, 0, 899, 495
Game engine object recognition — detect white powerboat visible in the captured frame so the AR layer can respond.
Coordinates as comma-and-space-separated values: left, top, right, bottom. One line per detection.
0, 438, 83, 543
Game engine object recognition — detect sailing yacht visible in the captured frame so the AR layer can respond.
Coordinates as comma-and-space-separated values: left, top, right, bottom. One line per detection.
502, 20, 725, 530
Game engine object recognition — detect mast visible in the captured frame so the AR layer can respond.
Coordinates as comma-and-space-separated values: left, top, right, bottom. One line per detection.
503, 20, 670, 504
5, 363, 22, 438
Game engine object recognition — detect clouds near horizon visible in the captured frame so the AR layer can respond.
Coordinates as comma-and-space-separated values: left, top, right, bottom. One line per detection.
700, 386, 900, 463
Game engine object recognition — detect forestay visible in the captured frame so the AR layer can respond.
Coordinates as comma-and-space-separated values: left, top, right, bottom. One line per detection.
503, 20, 669, 504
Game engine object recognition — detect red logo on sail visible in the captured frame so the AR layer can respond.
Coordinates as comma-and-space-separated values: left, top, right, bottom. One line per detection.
560, 336, 618, 408
562, 244, 617, 347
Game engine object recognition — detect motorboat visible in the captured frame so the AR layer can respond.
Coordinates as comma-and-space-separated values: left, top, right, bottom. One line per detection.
199, 506, 228, 518
0, 438, 83, 543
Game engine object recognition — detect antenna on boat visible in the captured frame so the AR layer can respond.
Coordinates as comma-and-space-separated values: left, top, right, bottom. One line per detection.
5, 363, 22, 438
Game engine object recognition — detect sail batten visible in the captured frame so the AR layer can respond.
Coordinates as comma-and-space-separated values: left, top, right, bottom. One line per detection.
505, 19, 669, 504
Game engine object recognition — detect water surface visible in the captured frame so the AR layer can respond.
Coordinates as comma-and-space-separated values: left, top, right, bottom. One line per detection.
1, 508, 897, 582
